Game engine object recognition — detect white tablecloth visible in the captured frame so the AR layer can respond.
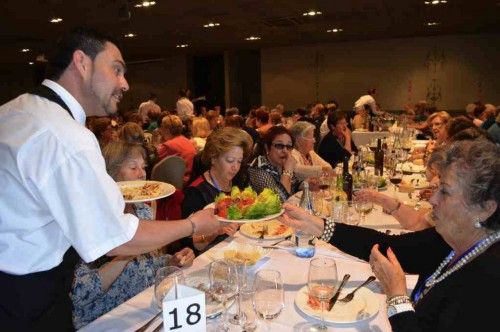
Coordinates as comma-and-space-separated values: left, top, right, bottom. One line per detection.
352, 131, 390, 147
80, 193, 419, 332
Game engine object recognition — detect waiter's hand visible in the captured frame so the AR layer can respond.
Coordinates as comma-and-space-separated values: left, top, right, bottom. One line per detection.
189, 208, 221, 235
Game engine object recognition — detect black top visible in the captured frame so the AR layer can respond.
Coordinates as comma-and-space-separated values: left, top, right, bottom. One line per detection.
317, 131, 358, 168
330, 223, 500, 332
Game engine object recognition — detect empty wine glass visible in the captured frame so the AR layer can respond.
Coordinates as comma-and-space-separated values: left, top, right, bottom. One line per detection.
307, 257, 338, 331
209, 259, 239, 331
354, 197, 374, 224
253, 270, 285, 330
229, 262, 251, 326
154, 266, 185, 310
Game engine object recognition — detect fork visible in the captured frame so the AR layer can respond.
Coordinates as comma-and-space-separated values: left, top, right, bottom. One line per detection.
339, 275, 376, 303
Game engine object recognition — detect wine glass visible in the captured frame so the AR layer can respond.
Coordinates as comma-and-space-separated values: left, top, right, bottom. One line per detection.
154, 266, 185, 310
389, 168, 403, 197
354, 197, 374, 224
209, 259, 239, 331
228, 262, 251, 326
253, 270, 285, 330
307, 257, 338, 331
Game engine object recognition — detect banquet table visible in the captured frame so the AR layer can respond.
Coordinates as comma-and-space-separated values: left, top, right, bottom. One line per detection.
352, 131, 390, 147
79, 190, 421, 332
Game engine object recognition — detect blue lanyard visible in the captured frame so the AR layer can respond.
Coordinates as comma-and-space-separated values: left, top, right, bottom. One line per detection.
208, 170, 222, 192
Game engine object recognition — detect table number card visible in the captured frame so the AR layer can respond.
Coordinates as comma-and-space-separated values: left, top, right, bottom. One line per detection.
162, 284, 206, 331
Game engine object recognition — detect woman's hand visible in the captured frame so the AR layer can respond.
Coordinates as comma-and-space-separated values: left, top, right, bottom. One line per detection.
369, 244, 407, 298
283, 150, 297, 172
354, 189, 382, 204
170, 247, 195, 267
277, 203, 324, 237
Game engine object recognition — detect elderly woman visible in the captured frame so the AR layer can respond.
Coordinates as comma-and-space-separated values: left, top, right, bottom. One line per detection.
182, 127, 253, 252
71, 141, 195, 329
318, 111, 358, 168
248, 126, 300, 202
279, 137, 499, 331
117, 121, 158, 177
157, 114, 196, 184
290, 121, 333, 181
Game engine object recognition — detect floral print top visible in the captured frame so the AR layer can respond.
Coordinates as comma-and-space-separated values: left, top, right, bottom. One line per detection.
71, 203, 170, 329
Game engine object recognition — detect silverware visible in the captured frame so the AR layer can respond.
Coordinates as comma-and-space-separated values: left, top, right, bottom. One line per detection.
135, 311, 162, 332
328, 273, 350, 311
339, 276, 376, 303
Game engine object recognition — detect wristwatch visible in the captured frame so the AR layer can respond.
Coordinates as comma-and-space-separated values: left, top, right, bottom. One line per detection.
387, 302, 414, 317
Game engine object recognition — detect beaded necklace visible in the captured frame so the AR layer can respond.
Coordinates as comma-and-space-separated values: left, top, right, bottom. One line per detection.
413, 231, 500, 303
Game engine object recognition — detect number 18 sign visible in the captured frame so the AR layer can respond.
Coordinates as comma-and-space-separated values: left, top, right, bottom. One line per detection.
162, 284, 206, 331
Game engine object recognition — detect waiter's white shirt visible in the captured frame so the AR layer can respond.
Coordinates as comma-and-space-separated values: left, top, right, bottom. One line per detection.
0, 79, 138, 275
176, 97, 193, 121
354, 94, 378, 114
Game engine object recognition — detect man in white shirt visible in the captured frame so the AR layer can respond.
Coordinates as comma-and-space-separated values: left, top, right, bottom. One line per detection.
176, 88, 194, 121
354, 88, 381, 116
0, 27, 220, 331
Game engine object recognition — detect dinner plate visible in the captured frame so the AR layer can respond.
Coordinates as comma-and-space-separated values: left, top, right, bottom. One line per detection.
117, 180, 175, 203
295, 285, 380, 324
205, 242, 270, 267
400, 162, 426, 174
204, 203, 284, 223
239, 219, 293, 240
184, 269, 235, 318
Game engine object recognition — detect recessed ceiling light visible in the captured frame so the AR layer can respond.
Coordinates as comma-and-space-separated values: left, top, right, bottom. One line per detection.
29, 62, 34, 65
245, 36, 261, 41
425, 22, 440, 26
124, 33, 137, 38
327, 28, 343, 33
303, 10, 322, 16
203, 22, 220, 28
135, 1, 156, 7
424, 0, 447, 4
21, 48, 30, 53
49, 17, 63, 23
176, 44, 189, 48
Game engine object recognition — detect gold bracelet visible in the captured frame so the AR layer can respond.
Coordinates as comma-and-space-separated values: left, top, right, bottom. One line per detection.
282, 169, 293, 178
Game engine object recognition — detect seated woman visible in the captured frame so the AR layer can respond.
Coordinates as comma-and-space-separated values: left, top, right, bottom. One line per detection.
352, 105, 369, 131
289, 121, 333, 181
182, 127, 254, 253
248, 126, 301, 202
410, 111, 450, 162
318, 111, 358, 168
71, 141, 195, 329
279, 137, 500, 332
156, 114, 197, 184
190, 116, 211, 153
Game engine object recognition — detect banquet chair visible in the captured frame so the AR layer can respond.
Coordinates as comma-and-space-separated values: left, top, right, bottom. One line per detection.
150, 155, 186, 189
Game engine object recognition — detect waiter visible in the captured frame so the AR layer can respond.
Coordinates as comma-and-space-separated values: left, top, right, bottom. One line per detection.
0, 27, 220, 331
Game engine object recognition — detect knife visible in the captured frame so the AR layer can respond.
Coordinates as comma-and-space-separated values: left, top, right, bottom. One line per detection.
328, 273, 350, 311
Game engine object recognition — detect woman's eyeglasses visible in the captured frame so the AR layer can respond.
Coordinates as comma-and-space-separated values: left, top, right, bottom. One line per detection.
272, 143, 294, 151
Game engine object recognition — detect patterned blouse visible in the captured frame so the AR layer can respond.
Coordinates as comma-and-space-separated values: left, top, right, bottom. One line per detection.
71, 203, 170, 329
248, 155, 300, 202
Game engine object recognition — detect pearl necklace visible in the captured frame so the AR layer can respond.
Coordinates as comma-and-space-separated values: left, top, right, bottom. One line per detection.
419, 231, 500, 300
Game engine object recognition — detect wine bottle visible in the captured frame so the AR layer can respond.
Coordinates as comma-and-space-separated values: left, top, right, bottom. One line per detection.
342, 156, 353, 201
374, 138, 384, 176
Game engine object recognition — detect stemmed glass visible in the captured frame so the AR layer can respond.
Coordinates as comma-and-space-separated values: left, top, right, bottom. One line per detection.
228, 262, 250, 326
389, 168, 403, 197
253, 269, 285, 330
209, 259, 239, 331
354, 196, 374, 224
307, 257, 338, 331
154, 266, 185, 309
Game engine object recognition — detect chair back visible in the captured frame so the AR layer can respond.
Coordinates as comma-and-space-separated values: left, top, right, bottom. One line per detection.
151, 155, 186, 189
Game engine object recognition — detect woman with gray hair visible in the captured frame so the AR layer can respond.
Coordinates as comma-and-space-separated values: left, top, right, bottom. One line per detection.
290, 121, 333, 181
279, 137, 500, 331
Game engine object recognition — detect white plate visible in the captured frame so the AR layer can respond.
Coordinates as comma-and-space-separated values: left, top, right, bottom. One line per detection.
184, 269, 235, 318
295, 285, 380, 324
117, 180, 175, 203
400, 162, 426, 174
239, 219, 293, 240
205, 242, 270, 267
204, 203, 284, 223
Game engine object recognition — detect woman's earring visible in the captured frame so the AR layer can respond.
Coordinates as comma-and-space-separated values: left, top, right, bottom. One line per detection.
473, 217, 484, 229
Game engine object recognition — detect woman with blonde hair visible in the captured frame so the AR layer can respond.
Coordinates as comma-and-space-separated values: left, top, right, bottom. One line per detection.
190, 117, 211, 152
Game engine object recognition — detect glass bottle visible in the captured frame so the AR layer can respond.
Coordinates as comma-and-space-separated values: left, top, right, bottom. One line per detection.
374, 138, 384, 176
342, 156, 353, 201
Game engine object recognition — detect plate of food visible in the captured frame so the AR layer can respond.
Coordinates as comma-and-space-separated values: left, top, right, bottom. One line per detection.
239, 219, 293, 240
206, 242, 269, 267
117, 180, 175, 203
208, 187, 284, 223
295, 285, 380, 324
184, 269, 235, 318
400, 162, 426, 174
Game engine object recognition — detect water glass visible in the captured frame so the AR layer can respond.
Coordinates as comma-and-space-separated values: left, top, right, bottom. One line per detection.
154, 266, 184, 309
253, 270, 284, 329
295, 231, 316, 258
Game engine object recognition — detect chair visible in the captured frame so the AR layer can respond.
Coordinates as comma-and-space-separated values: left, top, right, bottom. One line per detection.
150, 155, 186, 189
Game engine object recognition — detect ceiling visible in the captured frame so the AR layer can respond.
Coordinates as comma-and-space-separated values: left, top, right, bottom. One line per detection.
1, 0, 499, 66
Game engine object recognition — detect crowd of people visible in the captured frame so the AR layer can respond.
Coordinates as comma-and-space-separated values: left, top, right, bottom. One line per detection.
0, 27, 498, 331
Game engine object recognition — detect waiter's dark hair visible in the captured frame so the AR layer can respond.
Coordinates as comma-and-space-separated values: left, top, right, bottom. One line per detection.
48, 27, 116, 80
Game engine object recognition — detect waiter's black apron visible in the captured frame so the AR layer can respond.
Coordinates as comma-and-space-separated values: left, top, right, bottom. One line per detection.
0, 85, 81, 331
